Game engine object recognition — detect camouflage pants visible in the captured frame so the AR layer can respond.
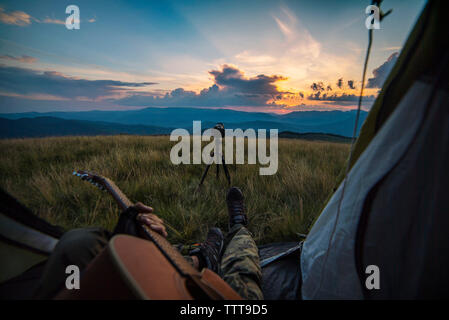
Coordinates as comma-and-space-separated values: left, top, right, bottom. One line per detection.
35, 224, 263, 300
219, 224, 263, 300
185, 224, 263, 299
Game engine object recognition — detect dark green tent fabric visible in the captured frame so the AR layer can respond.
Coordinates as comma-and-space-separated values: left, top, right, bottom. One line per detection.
349, 0, 449, 171
0, 189, 63, 285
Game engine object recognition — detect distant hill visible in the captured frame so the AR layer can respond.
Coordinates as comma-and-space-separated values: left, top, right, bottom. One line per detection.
278, 131, 352, 143
0, 107, 368, 137
0, 116, 355, 143
0, 117, 173, 139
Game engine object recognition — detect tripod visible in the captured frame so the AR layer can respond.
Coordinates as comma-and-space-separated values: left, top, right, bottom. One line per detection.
197, 151, 231, 188
196, 123, 231, 191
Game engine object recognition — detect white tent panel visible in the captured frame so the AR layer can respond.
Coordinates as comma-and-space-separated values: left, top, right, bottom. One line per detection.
301, 80, 435, 299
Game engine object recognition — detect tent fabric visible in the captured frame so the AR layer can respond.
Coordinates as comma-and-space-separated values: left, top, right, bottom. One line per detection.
300, 0, 449, 299
0, 189, 64, 239
0, 240, 47, 285
0, 214, 59, 254
359, 83, 449, 299
0, 189, 63, 284
301, 79, 439, 299
259, 242, 302, 300
259, 242, 302, 267
0, 260, 46, 300
348, 0, 449, 172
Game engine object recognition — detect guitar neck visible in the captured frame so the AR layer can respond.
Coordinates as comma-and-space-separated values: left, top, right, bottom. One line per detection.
101, 177, 200, 278
103, 178, 134, 210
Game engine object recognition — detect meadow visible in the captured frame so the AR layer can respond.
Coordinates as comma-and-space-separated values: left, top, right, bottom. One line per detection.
0, 135, 349, 245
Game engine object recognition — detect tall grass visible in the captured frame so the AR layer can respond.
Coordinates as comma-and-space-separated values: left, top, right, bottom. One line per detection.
0, 135, 349, 244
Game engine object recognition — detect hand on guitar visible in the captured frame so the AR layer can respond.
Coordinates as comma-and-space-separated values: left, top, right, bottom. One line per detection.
72, 171, 169, 238
134, 202, 168, 238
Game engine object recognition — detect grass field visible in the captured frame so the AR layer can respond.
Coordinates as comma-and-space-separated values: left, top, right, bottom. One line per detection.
0, 135, 349, 245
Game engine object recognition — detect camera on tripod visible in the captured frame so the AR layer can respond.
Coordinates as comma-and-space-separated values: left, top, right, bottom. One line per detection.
196, 122, 231, 191
213, 122, 225, 138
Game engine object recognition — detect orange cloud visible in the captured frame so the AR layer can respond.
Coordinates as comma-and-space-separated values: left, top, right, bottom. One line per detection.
0, 6, 95, 27
0, 7, 32, 26
0, 54, 37, 63
41, 17, 65, 25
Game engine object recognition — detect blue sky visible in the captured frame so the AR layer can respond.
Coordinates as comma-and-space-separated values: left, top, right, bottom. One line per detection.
0, 0, 426, 113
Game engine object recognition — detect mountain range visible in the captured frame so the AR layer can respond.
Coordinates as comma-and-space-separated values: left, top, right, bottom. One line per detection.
0, 107, 368, 139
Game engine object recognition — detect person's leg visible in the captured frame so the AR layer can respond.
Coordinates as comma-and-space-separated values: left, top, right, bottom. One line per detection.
33, 227, 110, 299
220, 223, 263, 300
185, 187, 263, 299
188, 228, 224, 273
219, 187, 263, 300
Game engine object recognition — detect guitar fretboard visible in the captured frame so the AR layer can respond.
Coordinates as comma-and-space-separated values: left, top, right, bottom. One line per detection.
103, 177, 200, 277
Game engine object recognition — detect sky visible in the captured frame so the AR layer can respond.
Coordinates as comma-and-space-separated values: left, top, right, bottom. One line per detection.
0, 0, 426, 114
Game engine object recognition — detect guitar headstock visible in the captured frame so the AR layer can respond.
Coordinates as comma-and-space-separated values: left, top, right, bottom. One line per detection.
73, 169, 133, 210
73, 170, 107, 191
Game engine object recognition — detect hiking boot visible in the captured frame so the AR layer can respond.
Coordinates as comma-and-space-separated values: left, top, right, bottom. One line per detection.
226, 187, 248, 228
189, 227, 224, 273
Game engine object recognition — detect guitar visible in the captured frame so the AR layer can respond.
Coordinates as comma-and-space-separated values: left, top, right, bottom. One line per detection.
56, 170, 241, 300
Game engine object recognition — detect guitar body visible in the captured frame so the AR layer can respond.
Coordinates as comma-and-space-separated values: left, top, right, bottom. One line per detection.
56, 235, 241, 300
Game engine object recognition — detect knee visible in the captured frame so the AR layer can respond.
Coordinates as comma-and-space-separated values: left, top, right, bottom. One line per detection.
55, 227, 109, 266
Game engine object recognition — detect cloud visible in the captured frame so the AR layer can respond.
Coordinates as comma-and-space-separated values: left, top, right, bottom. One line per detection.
367, 52, 399, 88
209, 64, 286, 95
39, 16, 95, 25
0, 6, 95, 27
0, 7, 32, 26
337, 78, 343, 89
308, 92, 375, 102
0, 55, 37, 63
310, 82, 325, 92
0, 65, 156, 100
272, 6, 321, 59
305, 92, 376, 111
0, 64, 287, 109
0, 63, 377, 113
117, 86, 274, 108
273, 16, 293, 38
228, 5, 358, 97
310, 82, 333, 92
118, 65, 288, 108
347, 80, 356, 90
380, 46, 401, 52
234, 51, 276, 66
307, 78, 374, 104
41, 17, 65, 25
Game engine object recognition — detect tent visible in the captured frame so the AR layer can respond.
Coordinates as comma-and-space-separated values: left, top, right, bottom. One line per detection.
301, 0, 449, 299
1, 0, 448, 299
0, 189, 63, 299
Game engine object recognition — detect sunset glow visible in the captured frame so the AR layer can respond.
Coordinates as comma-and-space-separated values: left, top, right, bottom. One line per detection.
0, 0, 426, 114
